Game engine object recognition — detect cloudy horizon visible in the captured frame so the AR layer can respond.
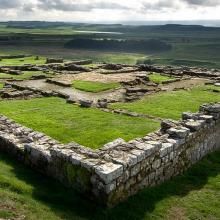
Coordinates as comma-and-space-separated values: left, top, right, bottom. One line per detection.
0, 0, 220, 24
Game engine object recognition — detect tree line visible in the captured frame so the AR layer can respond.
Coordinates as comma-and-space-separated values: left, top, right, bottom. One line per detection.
65, 38, 172, 52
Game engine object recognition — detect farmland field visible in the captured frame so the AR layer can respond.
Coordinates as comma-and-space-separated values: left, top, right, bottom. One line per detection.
0, 22, 220, 67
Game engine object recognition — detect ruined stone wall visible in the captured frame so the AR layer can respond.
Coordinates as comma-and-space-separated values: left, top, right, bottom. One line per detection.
0, 102, 219, 207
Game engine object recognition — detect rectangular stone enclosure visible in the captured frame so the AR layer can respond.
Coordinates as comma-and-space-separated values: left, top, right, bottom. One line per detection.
0, 102, 220, 207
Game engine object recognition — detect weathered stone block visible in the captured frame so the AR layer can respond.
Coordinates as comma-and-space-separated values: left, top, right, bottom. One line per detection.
79, 99, 93, 108
160, 143, 174, 158
102, 138, 126, 150
95, 162, 123, 184
167, 127, 190, 139
70, 152, 86, 165
81, 158, 101, 170
135, 142, 157, 157
199, 115, 213, 123
130, 163, 141, 177
110, 151, 138, 168
105, 181, 117, 193
130, 149, 145, 162
152, 159, 161, 170
184, 120, 205, 131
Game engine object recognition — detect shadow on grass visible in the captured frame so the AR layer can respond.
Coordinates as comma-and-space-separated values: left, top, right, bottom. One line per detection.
0, 150, 220, 220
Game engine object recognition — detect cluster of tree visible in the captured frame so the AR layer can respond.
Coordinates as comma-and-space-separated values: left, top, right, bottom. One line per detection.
0, 36, 22, 41
6, 21, 70, 29
4, 21, 123, 30
136, 59, 155, 65
65, 38, 172, 52
99, 24, 220, 33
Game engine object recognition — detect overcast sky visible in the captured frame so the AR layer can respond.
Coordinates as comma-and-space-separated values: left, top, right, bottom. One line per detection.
0, 0, 220, 23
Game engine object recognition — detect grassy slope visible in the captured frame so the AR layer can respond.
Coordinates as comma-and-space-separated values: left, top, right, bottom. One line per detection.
73, 80, 120, 93
0, 47, 145, 65
92, 53, 147, 64
112, 86, 220, 120
0, 97, 159, 148
0, 71, 53, 80
205, 85, 220, 92
148, 73, 175, 84
0, 83, 3, 89
147, 43, 220, 68
0, 73, 11, 79
0, 24, 220, 67
0, 150, 220, 219
0, 56, 46, 66
0, 25, 78, 35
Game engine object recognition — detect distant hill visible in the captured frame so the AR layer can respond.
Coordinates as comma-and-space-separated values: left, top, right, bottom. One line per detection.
2, 21, 220, 32
5, 21, 71, 29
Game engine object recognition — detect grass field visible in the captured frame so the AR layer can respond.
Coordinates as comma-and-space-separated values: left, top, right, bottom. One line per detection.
0, 71, 53, 80
0, 23, 220, 67
140, 42, 220, 68
0, 83, 4, 89
0, 150, 219, 219
148, 73, 175, 84
0, 73, 11, 79
112, 86, 220, 120
0, 46, 146, 65
0, 56, 46, 66
205, 85, 220, 92
73, 80, 120, 92
0, 97, 159, 148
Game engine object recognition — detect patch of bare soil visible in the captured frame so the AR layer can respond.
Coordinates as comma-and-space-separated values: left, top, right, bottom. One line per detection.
16, 79, 126, 103
159, 78, 210, 91
166, 206, 187, 220
55, 72, 138, 83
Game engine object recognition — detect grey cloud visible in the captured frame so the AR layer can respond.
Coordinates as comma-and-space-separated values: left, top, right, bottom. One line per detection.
141, 0, 179, 11
182, 0, 220, 6
37, 0, 129, 12
22, 4, 34, 12
140, 0, 220, 12
0, 0, 219, 15
0, 0, 21, 9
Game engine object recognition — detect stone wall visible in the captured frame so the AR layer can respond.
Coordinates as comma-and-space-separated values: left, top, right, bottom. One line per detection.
0, 102, 219, 207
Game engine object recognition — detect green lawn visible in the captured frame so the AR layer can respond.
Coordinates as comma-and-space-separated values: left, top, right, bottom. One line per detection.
0, 46, 146, 65
112, 86, 220, 120
0, 73, 11, 79
0, 83, 3, 89
0, 71, 52, 80
73, 80, 120, 93
205, 85, 220, 93
0, 56, 46, 66
0, 150, 220, 219
0, 97, 159, 148
96, 53, 147, 64
144, 43, 220, 68
148, 73, 175, 84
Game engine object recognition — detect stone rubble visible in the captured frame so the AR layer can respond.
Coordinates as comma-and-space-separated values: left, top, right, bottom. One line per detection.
138, 64, 220, 78
0, 84, 42, 100
46, 58, 64, 64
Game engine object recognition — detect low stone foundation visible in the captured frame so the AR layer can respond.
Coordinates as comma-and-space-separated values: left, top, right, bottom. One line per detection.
0, 102, 219, 207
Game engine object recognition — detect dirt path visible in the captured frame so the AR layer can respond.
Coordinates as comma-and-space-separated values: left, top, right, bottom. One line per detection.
14, 77, 210, 105
159, 78, 210, 91
16, 79, 126, 103
54, 72, 138, 83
